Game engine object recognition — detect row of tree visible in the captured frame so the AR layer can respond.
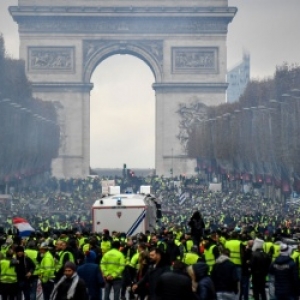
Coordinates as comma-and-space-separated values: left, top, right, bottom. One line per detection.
0, 35, 59, 183
188, 64, 300, 191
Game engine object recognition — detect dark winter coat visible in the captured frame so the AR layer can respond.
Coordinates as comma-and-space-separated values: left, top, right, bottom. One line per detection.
15, 255, 35, 281
193, 262, 216, 300
137, 262, 170, 300
55, 276, 88, 300
188, 212, 205, 239
156, 270, 195, 300
269, 255, 299, 298
210, 255, 239, 294
250, 249, 271, 279
77, 262, 104, 299
165, 241, 181, 264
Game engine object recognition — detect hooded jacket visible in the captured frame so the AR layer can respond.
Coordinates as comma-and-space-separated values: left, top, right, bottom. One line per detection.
193, 263, 216, 300
210, 255, 239, 294
155, 270, 195, 300
77, 251, 105, 298
269, 255, 299, 297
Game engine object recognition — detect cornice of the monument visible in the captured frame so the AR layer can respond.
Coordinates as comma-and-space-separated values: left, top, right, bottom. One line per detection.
9, 5, 237, 19
152, 82, 228, 92
31, 82, 94, 93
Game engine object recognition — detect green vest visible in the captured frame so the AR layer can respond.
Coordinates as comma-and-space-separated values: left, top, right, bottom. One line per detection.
25, 249, 40, 276
272, 244, 281, 262
0, 259, 17, 283
101, 240, 111, 255
56, 251, 74, 272
1, 245, 11, 256
204, 245, 216, 274
186, 240, 194, 252
182, 253, 200, 265
263, 242, 274, 255
226, 240, 241, 265
40, 251, 55, 283
129, 252, 139, 269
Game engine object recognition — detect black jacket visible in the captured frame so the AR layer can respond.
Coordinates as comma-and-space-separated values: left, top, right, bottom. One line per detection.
15, 255, 35, 281
250, 249, 271, 279
193, 262, 216, 300
55, 276, 88, 300
211, 255, 239, 294
137, 263, 170, 300
269, 255, 299, 298
156, 270, 195, 300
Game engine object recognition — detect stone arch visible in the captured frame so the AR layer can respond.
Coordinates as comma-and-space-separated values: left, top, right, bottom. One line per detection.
83, 41, 163, 83
10, 2, 237, 178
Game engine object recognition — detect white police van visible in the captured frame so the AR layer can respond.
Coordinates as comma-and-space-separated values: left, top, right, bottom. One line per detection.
92, 193, 158, 236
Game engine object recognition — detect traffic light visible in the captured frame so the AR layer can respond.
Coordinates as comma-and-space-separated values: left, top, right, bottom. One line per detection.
123, 163, 127, 169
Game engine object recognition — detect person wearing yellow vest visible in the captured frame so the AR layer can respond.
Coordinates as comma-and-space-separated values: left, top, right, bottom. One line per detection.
101, 229, 112, 255
100, 240, 126, 300
1, 237, 13, 257
268, 240, 282, 300
203, 235, 220, 274
182, 245, 201, 265
15, 245, 36, 300
225, 231, 243, 299
262, 236, 274, 258
120, 238, 137, 300
25, 240, 40, 300
0, 249, 19, 300
184, 233, 194, 253
39, 242, 55, 300
54, 240, 75, 282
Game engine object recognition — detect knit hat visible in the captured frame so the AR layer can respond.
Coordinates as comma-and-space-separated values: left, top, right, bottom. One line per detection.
252, 238, 264, 252
15, 246, 24, 253
64, 261, 77, 271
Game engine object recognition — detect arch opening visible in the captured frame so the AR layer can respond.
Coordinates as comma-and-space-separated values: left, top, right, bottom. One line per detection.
90, 54, 155, 170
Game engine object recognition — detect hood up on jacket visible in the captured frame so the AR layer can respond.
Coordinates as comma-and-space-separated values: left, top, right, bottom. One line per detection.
192, 262, 209, 282
215, 254, 230, 264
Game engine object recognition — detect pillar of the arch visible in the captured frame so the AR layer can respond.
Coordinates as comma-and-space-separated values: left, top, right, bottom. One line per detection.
154, 84, 227, 177
32, 83, 92, 179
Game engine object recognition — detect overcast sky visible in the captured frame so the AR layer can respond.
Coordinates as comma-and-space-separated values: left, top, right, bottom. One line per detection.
1, 0, 300, 169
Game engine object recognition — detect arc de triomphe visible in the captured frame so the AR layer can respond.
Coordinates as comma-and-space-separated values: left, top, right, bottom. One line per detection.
10, 0, 236, 179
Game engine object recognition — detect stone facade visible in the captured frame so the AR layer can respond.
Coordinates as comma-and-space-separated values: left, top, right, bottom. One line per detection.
10, 0, 237, 178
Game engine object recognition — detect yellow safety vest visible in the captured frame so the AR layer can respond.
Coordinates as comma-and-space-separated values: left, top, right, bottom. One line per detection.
101, 240, 111, 255
186, 240, 194, 252
204, 245, 216, 274
0, 259, 17, 283
272, 244, 280, 262
40, 251, 55, 283
25, 249, 40, 276
263, 242, 274, 255
226, 240, 241, 265
182, 253, 200, 265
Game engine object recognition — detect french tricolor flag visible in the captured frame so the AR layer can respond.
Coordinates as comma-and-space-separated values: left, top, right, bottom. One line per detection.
13, 217, 35, 237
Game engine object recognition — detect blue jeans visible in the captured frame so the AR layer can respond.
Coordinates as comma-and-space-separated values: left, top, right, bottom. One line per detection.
17, 280, 31, 300
29, 278, 38, 300
269, 275, 275, 300
240, 275, 250, 300
104, 279, 122, 300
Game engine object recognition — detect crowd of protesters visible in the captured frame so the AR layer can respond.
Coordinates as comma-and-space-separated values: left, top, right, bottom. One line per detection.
0, 174, 299, 299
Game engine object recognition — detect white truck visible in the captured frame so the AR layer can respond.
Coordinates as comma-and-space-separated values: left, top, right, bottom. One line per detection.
92, 193, 158, 236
